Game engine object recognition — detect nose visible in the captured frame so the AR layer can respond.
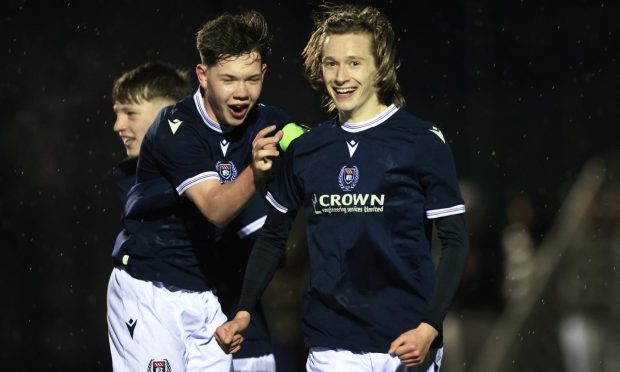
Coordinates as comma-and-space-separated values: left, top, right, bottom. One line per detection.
113, 115, 126, 134
335, 66, 349, 84
232, 82, 250, 101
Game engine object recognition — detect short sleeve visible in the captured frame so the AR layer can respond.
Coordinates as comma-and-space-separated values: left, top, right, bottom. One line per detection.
416, 126, 465, 219
154, 114, 219, 195
265, 139, 303, 216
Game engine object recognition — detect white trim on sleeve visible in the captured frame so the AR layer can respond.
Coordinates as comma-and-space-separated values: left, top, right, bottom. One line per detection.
266, 191, 288, 214
426, 204, 466, 219
176, 171, 220, 195
237, 216, 267, 238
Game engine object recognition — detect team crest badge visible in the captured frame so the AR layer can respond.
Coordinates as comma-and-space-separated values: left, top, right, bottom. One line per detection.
216, 161, 238, 183
338, 165, 359, 191
147, 359, 171, 372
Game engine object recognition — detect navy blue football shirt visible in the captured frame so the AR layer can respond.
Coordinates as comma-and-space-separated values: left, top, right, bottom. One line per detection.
119, 88, 293, 358
110, 157, 137, 266
266, 104, 465, 352
122, 88, 292, 291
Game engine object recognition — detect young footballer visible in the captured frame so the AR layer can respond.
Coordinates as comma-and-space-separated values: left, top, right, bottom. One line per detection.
107, 11, 304, 372
216, 4, 469, 371
107, 61, 193, 368
109, 62, 191, 203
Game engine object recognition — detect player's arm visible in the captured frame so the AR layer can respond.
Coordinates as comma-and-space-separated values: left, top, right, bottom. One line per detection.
185, 125, 283, 228
389, 214, 469, 366
215, 206, 294, 352
423, 214, 469, 331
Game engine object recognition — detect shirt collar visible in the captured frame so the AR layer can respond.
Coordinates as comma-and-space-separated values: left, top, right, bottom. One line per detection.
339, 104, 399, 133
193, 88, 222, 133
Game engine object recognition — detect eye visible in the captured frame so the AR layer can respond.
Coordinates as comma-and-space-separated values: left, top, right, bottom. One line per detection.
349, 60, 361, 67
323, 60, 337, 68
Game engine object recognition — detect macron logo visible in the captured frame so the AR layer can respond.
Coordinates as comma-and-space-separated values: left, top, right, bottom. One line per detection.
429, 126, 445, 143
347, 140, 359, 158
220, 140, 229, 157
125, 318, 137, 339
168, 119, 183, 134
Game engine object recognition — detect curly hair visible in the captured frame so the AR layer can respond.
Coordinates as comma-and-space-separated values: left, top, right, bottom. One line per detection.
302, 4, 405, 111
196, 10, 271, 66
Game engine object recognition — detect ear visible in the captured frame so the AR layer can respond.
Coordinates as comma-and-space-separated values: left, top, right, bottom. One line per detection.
261, 64, 267, 79
196, 64, 208, 87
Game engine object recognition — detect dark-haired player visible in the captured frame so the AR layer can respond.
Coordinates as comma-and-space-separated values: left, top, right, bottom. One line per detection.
107, 61, 193, 369
107, 11, 304, 372
216, 4, 469, 371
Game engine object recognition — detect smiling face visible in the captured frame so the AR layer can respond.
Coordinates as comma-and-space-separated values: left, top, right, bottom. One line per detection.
113, 98, 171, 158
196, 52, 266, 127
321, 32, 386, 123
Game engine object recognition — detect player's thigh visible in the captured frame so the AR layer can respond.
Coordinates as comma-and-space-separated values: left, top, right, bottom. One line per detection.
233, 354, 276, 372
184, 290, 232, 372
107, 268, 186, 372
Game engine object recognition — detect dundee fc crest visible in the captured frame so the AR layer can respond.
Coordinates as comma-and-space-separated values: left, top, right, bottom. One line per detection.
147, 359, 172, 372
338, 165, 359, 191
216, 161, 238, 183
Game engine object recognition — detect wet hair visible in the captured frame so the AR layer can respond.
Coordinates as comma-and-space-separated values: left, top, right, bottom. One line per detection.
112, 62, 192, 105
196, 10, 271, 66
302, 4, 405, 110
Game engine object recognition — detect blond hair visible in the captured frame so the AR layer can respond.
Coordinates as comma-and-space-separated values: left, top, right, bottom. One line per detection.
302, 4, 405, 111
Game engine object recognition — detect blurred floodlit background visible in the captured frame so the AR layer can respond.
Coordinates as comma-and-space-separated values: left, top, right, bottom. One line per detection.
1, 1, 618, 371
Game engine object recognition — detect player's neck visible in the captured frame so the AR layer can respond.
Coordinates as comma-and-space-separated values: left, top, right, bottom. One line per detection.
339, 103, 388, 125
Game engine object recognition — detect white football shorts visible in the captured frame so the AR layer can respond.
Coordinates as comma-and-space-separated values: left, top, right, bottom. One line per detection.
233, 353, 276, 372
107, 267, 232, 372
306, 346, 443, 372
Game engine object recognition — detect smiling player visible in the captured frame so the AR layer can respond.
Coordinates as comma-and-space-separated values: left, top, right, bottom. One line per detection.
216, 4, 469, 372
107, 11, 305, 372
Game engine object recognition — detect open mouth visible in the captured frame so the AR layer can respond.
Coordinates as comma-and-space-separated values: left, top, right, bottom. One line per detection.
229, 104, 249, 119
333, 87, 357, 98
122, 137, 135, 147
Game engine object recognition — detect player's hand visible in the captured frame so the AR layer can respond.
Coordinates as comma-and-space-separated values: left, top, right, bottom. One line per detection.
214, 311, 251, 354
251, 125, 283, 175
388, 322, 438, 367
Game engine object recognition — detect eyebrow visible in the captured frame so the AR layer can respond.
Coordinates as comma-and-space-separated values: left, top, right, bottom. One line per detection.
218, 74, 262, 79
113, 104, 136, 113
322, 55, 367, 61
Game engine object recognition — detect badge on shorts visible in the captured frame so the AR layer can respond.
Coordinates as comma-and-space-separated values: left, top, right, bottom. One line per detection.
216, 161, 238, 183
338, 165, 359, 191
147, 359, 171, 372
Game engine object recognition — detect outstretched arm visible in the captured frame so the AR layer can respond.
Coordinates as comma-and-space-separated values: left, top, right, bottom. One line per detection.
215, 207, 294, 352
389, 214, 469, 366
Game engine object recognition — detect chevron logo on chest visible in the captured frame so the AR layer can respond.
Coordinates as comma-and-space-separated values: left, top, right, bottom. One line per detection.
220, 140, 229, 156
347, 140, 359, 158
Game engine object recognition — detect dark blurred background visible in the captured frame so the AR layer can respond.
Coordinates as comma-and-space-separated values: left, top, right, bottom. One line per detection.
1, 0, 618, 371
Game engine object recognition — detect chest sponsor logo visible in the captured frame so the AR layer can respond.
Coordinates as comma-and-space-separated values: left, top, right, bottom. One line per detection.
312, 193, 384, 215
216, 161, 238, 183
312, 165, 384, 215
338, 165, 359, 191
147, 359, 171, 372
